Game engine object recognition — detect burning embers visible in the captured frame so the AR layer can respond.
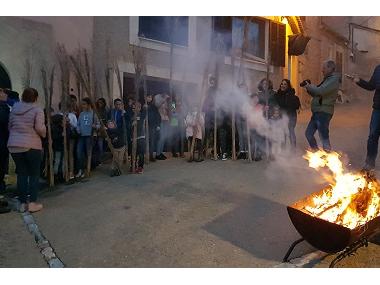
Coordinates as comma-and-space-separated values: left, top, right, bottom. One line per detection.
303, 150, 380, 230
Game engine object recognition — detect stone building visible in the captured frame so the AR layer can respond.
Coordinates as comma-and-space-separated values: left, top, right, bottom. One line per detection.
1, 16, 378, 109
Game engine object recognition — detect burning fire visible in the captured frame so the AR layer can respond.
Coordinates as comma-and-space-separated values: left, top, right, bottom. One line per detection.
303, 150, 380, 229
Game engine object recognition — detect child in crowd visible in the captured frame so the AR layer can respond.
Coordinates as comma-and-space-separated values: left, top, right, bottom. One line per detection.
130, 101, 146, 174
268, 105, 289, 160
185, 106, 205, 162
76, 97, 99, 178
106, 121, 125, 177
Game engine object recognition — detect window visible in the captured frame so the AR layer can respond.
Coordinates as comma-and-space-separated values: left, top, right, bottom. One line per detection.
212, 17, 266, 60
138, 16, 189, 46
232, 17, 266, 59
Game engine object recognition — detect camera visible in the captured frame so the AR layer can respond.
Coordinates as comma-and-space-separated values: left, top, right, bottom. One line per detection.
300, 79, 311, 87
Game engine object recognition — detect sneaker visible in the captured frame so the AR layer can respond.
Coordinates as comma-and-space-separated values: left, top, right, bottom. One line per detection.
0, 199, 11, 214
75, 170, 84, 179
254, 155, 263, 162
135, 167, 144, 174
172, 153, 178, 158
221, 153, 227, 161
19, 203, 28, 213
156, 154, 166, 160
237, 152, 244, 160
28, 202, 43, 213
162, 153, 167, 159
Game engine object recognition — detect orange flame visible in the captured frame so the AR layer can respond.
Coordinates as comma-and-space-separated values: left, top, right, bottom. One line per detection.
303, 150, 380, 229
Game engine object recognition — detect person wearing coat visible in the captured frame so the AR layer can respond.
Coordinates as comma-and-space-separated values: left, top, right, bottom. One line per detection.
303, 60, 340, 151
274, 79, 301, 149
7, 88, 46, 213
352, 64, 380, 170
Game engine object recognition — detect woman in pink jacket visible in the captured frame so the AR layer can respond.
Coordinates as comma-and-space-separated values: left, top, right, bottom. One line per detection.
8, 88, 46, 213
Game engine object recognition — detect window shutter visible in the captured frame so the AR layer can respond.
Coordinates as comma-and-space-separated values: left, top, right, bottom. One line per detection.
270, 21, 286, 67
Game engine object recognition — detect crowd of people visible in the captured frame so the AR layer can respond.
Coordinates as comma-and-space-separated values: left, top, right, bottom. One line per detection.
0, 75, 302, 213
4, 58, 378, 214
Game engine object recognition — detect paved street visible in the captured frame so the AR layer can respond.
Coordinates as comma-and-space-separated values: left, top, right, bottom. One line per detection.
2, 96, 380, 268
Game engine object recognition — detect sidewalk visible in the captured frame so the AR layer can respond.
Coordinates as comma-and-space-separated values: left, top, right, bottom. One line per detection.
0, 211, 46, 267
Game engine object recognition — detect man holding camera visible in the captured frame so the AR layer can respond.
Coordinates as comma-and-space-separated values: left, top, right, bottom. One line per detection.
350, 64, 380, 170
301, 60, 340, 151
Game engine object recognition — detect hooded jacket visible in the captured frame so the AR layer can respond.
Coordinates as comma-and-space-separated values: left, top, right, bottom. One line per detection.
306, 73, 340, 115
7, 102, 46, 150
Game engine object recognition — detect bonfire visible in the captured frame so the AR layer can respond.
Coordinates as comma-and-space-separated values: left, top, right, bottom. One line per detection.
303, 150, 380, 229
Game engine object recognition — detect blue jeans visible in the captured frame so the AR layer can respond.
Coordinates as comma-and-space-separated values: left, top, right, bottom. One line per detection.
157, 121, 170, 155
305, 112, 333, 151
76, 136, 93, 171
366, 109, 380, 168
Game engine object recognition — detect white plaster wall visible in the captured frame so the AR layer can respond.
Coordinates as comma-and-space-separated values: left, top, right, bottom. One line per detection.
22, 16, 94, 53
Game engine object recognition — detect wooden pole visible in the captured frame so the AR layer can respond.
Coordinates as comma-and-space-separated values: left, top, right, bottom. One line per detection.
239, 17, 252, 162
131, 46, 144, 172
56, 44, 70, 182
113, 62, 129, 167
143, 75, 150, 164
265, 22, 272, 161
213, 104, 217, 160
231, 101, 236, 160
41, 66, 55, 188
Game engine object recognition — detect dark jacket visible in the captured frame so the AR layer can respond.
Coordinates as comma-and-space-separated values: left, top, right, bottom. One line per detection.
108, 108, 124, 130
107, 127, 126, 149
147, 103, 161, 129
124, 106, 134, 140
274, 88, 301, 118
356, 65, 380, 110
51, 114, 65, 152
0, 101, 10, 148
